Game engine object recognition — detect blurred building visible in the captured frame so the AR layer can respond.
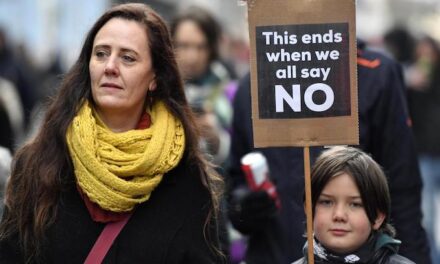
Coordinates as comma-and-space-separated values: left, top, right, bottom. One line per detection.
357, 0, 440, 41
0, 0, 109, 69
0, 0, 249, 70
1, 0, 439, 71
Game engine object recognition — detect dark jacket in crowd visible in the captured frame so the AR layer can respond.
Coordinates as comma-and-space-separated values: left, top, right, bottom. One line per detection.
227, 43, 430, 264
0, 161, 223, 264
407, 60, 440, 155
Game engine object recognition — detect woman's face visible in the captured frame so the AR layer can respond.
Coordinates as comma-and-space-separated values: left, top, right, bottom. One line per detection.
174, 20, 210, 79
89, 18, 155, 117
313, 173, 384, 254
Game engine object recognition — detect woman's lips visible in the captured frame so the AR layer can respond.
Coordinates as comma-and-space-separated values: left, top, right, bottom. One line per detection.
101, 83, 122, 89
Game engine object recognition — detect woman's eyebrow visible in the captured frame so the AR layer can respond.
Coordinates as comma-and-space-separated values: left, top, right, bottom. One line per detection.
93, 44, 110, 50
92, 44, 140, 56
120, 48, 139, 56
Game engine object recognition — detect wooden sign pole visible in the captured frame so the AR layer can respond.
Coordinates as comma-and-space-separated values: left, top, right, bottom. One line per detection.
303, 146, 314, 264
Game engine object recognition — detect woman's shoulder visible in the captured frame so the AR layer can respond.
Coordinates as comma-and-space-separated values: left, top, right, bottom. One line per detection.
388, 254, 416, 264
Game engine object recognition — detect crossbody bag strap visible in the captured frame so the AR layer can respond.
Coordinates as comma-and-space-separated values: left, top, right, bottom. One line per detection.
84, 213, 133, 264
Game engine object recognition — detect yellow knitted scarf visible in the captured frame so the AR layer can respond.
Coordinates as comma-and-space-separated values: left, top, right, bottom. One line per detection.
66, 100, 185, 212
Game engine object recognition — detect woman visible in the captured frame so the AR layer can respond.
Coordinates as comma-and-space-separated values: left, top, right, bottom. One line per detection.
0, 3, 224, 263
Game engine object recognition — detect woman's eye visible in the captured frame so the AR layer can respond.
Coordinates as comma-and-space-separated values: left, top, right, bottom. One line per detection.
95, 50, 108, 58
122, 55, 135, 63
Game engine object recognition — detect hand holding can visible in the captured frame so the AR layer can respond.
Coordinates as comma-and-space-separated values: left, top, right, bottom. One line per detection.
241, 152, 281, 209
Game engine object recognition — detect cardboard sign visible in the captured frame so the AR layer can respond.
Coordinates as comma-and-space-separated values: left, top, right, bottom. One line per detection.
248, 0, 358, 147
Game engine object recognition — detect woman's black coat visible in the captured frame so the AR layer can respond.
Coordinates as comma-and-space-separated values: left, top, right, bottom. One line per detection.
0, 161, 221, 263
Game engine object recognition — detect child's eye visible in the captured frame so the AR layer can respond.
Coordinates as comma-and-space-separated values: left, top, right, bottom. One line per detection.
318, 199, 333, 206
350, 202, 363, 208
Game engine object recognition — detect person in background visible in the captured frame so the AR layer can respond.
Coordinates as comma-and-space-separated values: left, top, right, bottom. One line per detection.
0, 28, 37, 128
170, 7, 236, 167
293, 146, 415, 264
383, 28, 416, 69
227, 40, 431, 263
0, 145, 11, 216
0, 3, 225, 263
0, 77, 25, 151
384, 30, 440, 263
405, 36, 440, 264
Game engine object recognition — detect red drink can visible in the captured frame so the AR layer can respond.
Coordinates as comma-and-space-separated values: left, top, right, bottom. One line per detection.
241, 152, 269, 190
241, 152, 281, 208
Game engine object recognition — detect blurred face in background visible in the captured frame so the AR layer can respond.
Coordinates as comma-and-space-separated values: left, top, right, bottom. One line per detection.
416, 38, 438, 63
89, 18, 156, 121
174, 20, 210, 80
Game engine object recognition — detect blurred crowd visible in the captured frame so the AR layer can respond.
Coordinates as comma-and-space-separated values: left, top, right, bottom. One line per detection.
384, 28, 440, 263
0, 1, 439, 263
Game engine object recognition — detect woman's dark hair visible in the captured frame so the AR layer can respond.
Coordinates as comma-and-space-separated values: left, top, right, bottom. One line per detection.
311, 146, 395, 236
0, 3, 223, 262
170, 6, 221, 63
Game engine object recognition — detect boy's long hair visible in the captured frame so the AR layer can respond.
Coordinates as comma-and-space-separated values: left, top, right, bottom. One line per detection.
311, 146, 395, 236
311, 146, 397, 263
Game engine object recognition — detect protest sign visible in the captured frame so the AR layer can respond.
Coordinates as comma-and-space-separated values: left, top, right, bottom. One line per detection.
248, 0, 358, 147
247, 1, 358, 262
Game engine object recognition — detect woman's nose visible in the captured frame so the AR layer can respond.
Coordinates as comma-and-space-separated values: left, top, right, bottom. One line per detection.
104, 57, 119, 76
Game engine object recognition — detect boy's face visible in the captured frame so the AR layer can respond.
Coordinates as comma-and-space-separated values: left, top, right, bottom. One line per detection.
313, 173, 384, 254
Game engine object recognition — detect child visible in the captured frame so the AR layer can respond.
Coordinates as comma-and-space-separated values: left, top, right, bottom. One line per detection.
293, 146, 415, 264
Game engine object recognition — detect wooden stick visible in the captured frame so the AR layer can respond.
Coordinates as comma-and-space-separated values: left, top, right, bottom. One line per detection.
304, 146, 314, 264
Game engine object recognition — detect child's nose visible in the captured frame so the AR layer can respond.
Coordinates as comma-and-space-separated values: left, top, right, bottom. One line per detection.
332, 204, 348, 222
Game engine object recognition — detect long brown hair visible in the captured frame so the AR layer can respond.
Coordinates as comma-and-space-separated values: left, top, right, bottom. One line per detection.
0, 3, 223, 262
